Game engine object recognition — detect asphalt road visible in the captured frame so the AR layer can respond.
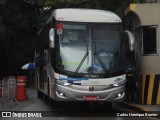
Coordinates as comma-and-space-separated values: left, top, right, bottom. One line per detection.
1, 87, 159, 120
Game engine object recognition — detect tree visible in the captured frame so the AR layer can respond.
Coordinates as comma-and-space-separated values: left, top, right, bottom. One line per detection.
44, 0, 130, 18
0, 0, 39, 76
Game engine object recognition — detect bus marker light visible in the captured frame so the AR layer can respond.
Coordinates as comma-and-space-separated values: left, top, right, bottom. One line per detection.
57, 23, 63, 30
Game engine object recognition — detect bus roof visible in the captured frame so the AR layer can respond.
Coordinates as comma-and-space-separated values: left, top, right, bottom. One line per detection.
52, 8, 122, 23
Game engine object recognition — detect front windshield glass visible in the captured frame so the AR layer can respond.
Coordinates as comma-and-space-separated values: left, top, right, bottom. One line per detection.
56, 22, 124, 76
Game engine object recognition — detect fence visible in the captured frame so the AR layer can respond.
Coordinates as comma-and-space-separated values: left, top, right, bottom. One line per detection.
0, 76, 18, 110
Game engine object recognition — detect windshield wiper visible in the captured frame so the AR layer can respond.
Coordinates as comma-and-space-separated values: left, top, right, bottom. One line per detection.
75, 43, 89, 74
94, 42, 108, 73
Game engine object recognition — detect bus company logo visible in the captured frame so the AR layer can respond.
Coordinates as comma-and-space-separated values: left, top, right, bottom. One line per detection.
89, 86, 94, 91
2, 112, 11, 117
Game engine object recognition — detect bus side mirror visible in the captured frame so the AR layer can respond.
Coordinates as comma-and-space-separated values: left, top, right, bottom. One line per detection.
125, 31, 135, 51
35, 53, 49, 66
49, 28, 55, 48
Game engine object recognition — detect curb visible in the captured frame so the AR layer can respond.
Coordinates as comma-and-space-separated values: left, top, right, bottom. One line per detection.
120, 102, 146, 112
120, 102, 160, 118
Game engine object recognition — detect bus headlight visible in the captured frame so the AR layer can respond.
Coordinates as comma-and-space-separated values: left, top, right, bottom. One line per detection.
63, 82, 72, 86
56, 80, 72, 86
112, 78, 125, 87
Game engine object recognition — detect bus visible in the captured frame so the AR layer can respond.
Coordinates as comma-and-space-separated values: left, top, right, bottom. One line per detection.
35, 8, 135, 105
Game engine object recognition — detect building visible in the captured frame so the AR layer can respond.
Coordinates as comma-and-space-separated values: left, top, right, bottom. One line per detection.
125, 3, 160, 105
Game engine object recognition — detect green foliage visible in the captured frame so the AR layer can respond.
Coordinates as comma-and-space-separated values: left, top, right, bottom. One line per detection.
0, 0, 39, 76
36, 0, 130, 29
43, 0, 130, 18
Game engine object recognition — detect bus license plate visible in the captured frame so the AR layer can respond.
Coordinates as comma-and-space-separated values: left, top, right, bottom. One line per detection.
84, 96, 98, 101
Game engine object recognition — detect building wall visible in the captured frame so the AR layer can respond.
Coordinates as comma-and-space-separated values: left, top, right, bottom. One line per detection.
132, 4, 160, 26
126, 3, 160, 105
128, 3, 160, 74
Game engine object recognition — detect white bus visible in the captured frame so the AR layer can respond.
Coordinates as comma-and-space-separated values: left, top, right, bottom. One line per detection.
35, 8, 134, 105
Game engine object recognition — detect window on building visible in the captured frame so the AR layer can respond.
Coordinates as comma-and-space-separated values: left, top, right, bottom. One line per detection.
136, 26, 157, 56
142, 26, 157, 55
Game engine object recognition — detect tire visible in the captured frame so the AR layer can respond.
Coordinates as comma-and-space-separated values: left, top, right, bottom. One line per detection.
47, 78, 50, 99
49, 99, 58, 107
37, 90, 43, 98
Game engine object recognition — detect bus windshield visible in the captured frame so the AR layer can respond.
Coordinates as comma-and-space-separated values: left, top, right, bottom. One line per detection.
56, 22, 124, 76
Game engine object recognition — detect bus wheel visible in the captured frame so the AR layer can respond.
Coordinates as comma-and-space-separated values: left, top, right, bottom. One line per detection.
49, 99, 57, 107
47, 78, 50, 99
37, 90, 43, 98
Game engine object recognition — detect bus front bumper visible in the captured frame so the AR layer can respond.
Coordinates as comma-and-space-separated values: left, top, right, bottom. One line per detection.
54, 83, 125, 102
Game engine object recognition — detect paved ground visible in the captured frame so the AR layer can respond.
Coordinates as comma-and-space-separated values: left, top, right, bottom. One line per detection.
122, 92, 160, 112
124, 102, 160, 112
0, 87, 160, 120
1, 87, 160, 112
